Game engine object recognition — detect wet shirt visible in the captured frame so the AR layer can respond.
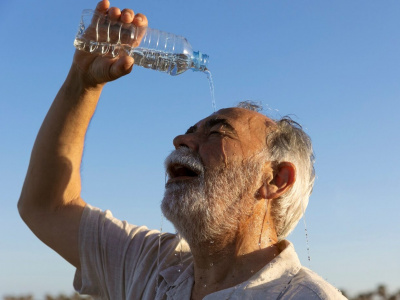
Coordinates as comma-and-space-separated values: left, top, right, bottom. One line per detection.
74, 205, 347, 300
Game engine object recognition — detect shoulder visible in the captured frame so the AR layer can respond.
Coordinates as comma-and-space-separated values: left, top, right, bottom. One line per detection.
80, 204, 178, 247
281, 267, 347, 300
75, 205, 184, 297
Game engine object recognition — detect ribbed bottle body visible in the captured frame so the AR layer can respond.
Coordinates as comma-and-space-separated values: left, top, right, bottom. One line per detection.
74, 9, 208, 76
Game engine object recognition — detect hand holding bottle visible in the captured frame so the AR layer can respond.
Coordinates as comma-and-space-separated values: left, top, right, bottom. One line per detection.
72, 0, 148, 87
74, 2, 208, 76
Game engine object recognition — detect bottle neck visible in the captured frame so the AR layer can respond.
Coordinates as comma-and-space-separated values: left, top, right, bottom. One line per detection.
191, 51, 209, 72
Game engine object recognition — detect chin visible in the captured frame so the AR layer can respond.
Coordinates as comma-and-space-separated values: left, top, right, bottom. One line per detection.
161, 188, 211, 246
161, 194, 233, 247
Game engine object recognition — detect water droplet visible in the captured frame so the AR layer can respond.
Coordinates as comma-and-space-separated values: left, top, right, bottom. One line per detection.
301, 202, 312, 266
250, 270, 254, 273
178, 269, 181, 273
156, 213, 164, 291
210, 262, 213, 266
204, 70, 217, 112
203, 284, 207, 288
210, 240, 214, 244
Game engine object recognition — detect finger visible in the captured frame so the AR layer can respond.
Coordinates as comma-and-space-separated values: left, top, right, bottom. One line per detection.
117, 9, 134, 45
121, 9, 134, 23
95, 0, 110, 14
132, 13, 148, 47
109, 56, 134, 80
108, 7, 121, 22
86, 2, 110, 40
133, 13, 148, 28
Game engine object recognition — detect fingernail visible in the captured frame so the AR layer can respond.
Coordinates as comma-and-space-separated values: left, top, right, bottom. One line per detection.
136, 16, 143, 22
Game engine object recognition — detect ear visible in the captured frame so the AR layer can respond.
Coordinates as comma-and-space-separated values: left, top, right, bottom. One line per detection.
256, 162, 296, 200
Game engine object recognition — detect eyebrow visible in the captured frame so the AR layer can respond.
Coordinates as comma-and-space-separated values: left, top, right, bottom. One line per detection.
185, 125, 197, 134
205, 118, 236, 134
185, 118, 237, 135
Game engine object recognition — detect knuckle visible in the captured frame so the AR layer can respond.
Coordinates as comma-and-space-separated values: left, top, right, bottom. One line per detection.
136, 13, 148, 23
122, 8, 134, 15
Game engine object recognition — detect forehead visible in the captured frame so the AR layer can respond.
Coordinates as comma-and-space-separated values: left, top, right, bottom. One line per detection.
198, 107, 273, 127
196, 107, 275, 139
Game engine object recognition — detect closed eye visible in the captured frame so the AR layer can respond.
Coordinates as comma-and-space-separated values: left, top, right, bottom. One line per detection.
209, 131, 221, 135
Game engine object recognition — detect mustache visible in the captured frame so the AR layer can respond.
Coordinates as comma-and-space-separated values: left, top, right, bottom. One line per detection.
164, 147, 205, 177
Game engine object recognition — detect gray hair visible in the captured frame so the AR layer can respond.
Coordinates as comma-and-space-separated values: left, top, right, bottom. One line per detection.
237, 101, 315, 241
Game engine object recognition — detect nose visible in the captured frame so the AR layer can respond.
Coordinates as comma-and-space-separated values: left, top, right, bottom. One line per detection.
173, 134, 199, 151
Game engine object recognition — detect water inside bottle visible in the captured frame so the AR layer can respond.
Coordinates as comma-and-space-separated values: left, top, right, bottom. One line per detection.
131, 48, 192, 76
75, 36, 192, 76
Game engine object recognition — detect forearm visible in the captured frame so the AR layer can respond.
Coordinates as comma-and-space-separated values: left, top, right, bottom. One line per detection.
19, 65, 103, 214
17, 1, 147, 268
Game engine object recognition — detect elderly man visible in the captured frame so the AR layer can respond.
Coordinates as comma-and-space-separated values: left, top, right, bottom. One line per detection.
18, 1, 346, 299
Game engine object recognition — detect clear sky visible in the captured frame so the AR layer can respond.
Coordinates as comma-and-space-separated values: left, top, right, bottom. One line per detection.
1, 0, 399, 298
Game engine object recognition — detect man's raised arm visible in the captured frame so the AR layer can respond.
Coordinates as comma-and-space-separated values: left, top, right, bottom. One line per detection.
18, 0, 148, 269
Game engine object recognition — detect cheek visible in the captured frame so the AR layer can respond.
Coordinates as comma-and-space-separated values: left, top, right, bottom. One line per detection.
199, 139, 242, 167
199, 140, 224, 167
222, 138, 243, 159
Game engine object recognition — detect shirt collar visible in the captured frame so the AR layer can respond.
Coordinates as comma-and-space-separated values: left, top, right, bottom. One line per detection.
202, 240, 302, 299
244, 240, 302, 289
160, 261, 194, 287
159, 240, 301, 298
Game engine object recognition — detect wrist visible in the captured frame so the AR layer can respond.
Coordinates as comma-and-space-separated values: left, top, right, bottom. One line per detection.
68, 61, 106, 93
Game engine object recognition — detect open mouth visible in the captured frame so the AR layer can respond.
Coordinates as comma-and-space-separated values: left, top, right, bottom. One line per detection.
167, 163, 201, 183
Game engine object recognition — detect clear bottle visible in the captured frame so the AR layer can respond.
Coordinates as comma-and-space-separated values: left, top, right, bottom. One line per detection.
74, 9, 209, 76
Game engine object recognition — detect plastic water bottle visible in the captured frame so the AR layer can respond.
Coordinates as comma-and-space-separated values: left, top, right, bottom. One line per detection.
74, 9, 209, 76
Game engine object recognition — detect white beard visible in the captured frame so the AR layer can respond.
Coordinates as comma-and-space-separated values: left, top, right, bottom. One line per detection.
161, 147, 264, 247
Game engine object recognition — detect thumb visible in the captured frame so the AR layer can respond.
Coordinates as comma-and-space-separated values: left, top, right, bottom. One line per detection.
109, 56, 134, 80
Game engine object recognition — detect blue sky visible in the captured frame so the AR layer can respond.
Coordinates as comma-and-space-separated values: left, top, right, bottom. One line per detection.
1, 0, 399, 298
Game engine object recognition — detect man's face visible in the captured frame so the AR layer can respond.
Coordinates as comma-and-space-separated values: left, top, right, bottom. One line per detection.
161, 108, 275, 245
171, 107, 274, 171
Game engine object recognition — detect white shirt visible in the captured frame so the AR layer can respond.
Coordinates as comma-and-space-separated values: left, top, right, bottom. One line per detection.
74, 205, 347, 299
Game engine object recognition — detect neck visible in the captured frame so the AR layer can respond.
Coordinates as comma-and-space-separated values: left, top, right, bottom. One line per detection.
189, 240, 280, 300
188, 201, 280, 300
